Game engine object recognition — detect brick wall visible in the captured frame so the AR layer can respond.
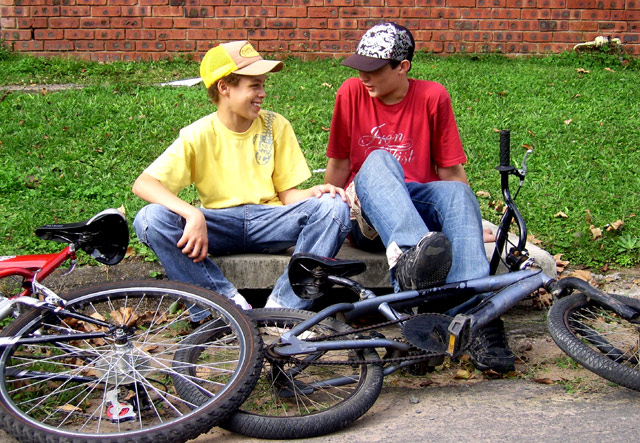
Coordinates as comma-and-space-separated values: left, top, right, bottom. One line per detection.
1, 0, 638, 61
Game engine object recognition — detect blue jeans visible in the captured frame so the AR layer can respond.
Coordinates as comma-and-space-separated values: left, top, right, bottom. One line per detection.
352, 150, 489, 289
133, 195, 351, 313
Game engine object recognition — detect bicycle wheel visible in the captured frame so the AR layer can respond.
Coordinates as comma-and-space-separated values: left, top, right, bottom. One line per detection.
0, 280, 262, 443
221, 308, 384, 439
548, 292, 640, 391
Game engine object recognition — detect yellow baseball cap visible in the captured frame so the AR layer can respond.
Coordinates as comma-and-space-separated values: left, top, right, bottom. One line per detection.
200, 41, 284, 88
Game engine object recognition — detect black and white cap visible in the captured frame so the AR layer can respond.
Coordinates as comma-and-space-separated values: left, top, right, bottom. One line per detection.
342, 22, 415, 72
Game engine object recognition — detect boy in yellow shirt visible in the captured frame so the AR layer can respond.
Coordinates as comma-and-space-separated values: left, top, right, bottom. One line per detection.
133, 41, 350, 313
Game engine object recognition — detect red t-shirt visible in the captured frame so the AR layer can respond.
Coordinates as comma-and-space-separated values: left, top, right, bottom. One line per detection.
326, 77, 467, 185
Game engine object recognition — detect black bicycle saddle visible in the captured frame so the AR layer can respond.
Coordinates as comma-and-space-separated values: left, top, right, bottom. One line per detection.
288, 253, 366, 300
35, 208, 129, 265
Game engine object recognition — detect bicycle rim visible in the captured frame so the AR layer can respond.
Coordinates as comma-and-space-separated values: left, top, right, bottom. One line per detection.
222, 308, 384, 439
0, 280, 262, 443
548, 292, 640, 391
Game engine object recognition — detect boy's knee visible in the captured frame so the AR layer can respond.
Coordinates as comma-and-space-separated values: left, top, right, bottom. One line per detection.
316, 195, 350, 225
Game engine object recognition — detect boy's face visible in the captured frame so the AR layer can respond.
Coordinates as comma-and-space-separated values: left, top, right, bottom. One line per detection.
357, 62, 407, 104
223, 74, 267, 124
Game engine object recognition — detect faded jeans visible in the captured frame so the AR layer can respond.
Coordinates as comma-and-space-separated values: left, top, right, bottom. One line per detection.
133, 195, 351, 316
350, 149, 489, 290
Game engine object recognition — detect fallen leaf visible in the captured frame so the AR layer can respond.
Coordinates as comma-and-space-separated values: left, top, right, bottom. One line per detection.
605, 67, 615, 72
585, 209, 592, 224
569, 269, 592, 282
527, 234, 543, 245
564, 119, 573, 125
590, 225, 602, 240
534, 378, 554, 385
576, 68, 590, 74
554, 211, 568, 218
476, 190, 491, 199
455, 369, 474, 379
59, 404, 82, 412
606, 219, 623, 231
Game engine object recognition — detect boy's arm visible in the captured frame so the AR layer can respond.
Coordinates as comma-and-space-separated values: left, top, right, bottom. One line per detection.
436, 163, 469, 185
132, 172, 209, 263
324, 158, 351, 188
278, 184, 347, 206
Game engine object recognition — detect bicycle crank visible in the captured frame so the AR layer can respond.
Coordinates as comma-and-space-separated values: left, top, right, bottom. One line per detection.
401, 313, 452, 354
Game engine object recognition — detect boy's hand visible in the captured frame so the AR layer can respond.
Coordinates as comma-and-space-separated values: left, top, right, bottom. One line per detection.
177, 209, 209, 263
312, 184, 348, 202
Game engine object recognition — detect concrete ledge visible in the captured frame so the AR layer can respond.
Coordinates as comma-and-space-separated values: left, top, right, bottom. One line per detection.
212, 221, 557, 290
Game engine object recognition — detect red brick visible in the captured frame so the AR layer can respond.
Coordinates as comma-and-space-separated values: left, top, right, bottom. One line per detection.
386, 0, 415, 5
298, 17, 328, 27
492, 8, 521, 19
61, 6, 91, 16
598, 21, 626, 31
96, 29, 126, 39
288, 40, 321, 51
462, 31, 492, 41
157, 29, 187, 39
121, 6, 151, 15
1, 29, 32, 40
431, 8, 459, 18
110, 17, 141, 27
567, 0, 595, 8
328, 18, 358, 28
247, 6, 276, 15
248, 28, 280, 38
13, 40, 45, 50
506, 0, 536, 6
93, 6, 122, 16
217, 29, 248, 39
44, 40, 73, 50
77, 0, 107, 5
551, 8, 580, 19
453, 20, 479, 30
523, 31, 552, 41
153, 6, 184, 16
400, 7, 426, 17
423, 19, 449, 29
462, 8, 492, 19
126, 29, 156, 39
552, 31, 583, 42
325, 0, 354, 5
494, 31, 523, 41
265, 17, 295, 27
478, 20, 509, 30
569, 20, 597, 31
142, 17, 173, 27
538, 0, 566, 6
580, 9, 610, 20
80, 17, 110, 27
185, 6, 214, 17
447, 0, 476, 5
49, 17, 78, 27
34, 28, 63, 39
521, 8, 550, 19
173, 18, 204, 27
278, 28, 310, 39
276, 6, 306, 16
340, 7, 370, 16
319, 39, 351, 51
74, 40, 104, 50
308, 6, 338, 17
187, 28, 219, 40
136, 40, 166, 51
31, 6, 59, 16
64, 29, 95, 39
110, 0, 139, 5
139, 0, 169, 5
508, 19, 538, 30
165, 40, 197, 51
215, 6, 245, 16
105, 39, 132, 50
17, 17, 48, 27
420, 40, 444, 53
1, 17, 16, 28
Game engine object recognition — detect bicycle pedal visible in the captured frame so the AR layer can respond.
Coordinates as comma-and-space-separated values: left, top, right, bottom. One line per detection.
105, 389, 137, 423
401, 314, 451, 354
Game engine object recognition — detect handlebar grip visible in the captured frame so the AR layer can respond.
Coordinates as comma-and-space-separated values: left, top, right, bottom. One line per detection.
499, 130, 511, 168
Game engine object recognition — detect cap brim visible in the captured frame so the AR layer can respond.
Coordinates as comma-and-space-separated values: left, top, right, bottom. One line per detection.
235, 59, 283, 76
341, 54, 390, 72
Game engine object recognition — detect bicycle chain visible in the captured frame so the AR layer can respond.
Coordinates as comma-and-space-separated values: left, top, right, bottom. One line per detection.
264, 313, 446, 366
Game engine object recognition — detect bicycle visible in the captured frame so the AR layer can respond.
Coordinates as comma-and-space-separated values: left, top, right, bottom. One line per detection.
172, 130, 640, 440
0, 208, 263, 442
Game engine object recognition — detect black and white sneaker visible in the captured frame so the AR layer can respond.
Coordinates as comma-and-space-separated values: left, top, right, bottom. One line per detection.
467, 318, 515, 373
394, 232, 452, 291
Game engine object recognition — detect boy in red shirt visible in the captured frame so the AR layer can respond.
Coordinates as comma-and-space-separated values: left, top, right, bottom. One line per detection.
325, 23, 514, 373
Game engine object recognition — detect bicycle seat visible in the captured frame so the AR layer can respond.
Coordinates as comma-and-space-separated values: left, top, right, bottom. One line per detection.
288, 253, 366, 300
35, 208, 129, 265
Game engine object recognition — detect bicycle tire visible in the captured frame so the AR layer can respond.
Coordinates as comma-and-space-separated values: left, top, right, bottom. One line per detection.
220, 308, 384, 439
548, 292, 640, 391
0, 280, 263, 443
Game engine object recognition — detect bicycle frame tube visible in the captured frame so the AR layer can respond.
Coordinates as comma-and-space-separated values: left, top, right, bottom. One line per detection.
0, 247, 72, 296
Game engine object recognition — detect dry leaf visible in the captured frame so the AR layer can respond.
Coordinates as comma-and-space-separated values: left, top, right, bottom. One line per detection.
60, 404, 82, 412
606, 219, 623, 231
590, 225, 602, 240
554, 211, 568, 218
605, 67, 615, 72
476, 190, 491, 199
585, 209, 592, 224
576, 68, 590, 74
563, 119, 573, 125
455, 369, 473, 379
534, 378, 554, 385
569, 269, 593, 282
527, 234, 543, 245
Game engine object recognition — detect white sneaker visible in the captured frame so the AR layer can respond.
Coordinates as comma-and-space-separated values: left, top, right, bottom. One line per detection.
231, 292, 252, 310
264, 298, 284, 309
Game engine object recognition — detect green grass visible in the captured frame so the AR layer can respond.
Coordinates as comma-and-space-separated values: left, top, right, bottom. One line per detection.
1, 49, 639, 268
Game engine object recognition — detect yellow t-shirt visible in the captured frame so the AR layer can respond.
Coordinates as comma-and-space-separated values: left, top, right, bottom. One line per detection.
145, 110, 311, 208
